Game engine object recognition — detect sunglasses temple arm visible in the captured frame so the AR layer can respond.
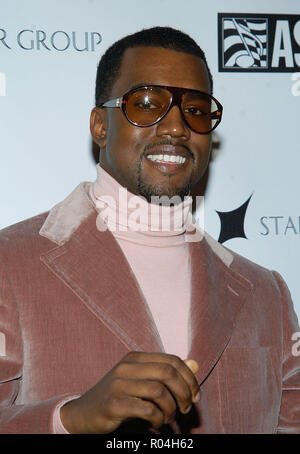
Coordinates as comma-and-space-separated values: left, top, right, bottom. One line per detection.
101, 98, 122, 108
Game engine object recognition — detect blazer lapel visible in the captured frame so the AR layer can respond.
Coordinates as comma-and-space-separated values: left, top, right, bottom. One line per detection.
40, 183, 163, 354
39, 182, 253, 378
188, 237, 253, 385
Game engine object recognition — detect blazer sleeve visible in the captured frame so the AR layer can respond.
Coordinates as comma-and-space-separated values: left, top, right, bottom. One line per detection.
273, 271, 300, 434
0, 263, 77, 434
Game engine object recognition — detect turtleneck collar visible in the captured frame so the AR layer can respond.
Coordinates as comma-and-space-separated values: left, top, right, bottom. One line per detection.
89, 164, 199, 247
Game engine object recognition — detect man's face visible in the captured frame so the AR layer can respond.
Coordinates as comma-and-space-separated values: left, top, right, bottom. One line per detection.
91, 46, 213, 201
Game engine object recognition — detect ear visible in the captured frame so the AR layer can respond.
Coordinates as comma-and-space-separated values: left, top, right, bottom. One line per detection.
90, 107, 107, 148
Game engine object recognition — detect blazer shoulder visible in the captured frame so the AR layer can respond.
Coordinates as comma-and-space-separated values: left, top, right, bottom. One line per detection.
0, 212, 51, 267
203, 231, 275, 281
0, 212, 49, 244
224, 244, 283, 294
0, 182, 95, 268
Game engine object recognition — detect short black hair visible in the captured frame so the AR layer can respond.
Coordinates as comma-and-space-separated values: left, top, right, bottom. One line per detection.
95, 26, 213, 106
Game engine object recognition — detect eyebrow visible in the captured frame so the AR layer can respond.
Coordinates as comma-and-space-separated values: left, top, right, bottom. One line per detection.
128, 83, 208, 94
129, 82, 156, 91
124, 83, 169, 98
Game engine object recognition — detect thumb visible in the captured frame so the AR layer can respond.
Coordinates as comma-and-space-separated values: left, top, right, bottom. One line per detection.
184, 359, 199, 374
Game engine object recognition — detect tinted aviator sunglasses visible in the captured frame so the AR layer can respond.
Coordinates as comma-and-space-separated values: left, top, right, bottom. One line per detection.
99, 84, 223, 134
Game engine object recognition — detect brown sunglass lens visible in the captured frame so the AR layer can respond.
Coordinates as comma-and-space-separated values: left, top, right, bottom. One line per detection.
125, 88, 170, 125
182, 92, 218, 133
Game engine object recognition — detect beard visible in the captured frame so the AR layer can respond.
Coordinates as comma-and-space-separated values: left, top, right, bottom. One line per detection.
136, 139, 196, 203
137, 165, 192, 204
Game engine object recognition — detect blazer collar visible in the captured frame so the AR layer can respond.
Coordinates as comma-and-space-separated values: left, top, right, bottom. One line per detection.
40, 182, 164, 353
188, 238, 253, 385
39, 182, 253, 381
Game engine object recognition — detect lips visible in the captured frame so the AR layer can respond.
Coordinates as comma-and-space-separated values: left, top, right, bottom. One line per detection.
144, 144, 192, 173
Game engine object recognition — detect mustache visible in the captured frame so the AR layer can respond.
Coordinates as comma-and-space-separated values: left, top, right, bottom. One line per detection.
143, 140, 194, 159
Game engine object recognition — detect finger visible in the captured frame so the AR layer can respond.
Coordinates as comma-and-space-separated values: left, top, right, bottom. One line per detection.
114, 359, 194, 414
122, 352, 200, 405
108, 394, 165, 429
111, 378, 177, 424
184, 359, 199, 374
184, 359, 201, 403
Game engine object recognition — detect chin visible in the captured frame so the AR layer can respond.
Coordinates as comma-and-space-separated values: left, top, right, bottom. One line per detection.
137, 181, 191, 203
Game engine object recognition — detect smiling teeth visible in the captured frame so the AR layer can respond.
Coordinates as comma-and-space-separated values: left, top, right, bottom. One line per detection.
147, 154, 186, 164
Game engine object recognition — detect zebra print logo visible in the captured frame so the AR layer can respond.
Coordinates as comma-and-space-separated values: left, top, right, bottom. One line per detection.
218, 13, 300, 72
223, 18, 268, 69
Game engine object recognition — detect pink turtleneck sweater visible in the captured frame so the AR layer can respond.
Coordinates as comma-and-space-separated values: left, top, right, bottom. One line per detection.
54, 164, 193, 433
90, 164, 192, 357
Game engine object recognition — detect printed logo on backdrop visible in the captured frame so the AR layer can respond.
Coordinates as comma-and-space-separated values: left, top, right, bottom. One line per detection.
260, 215, 300, 236
0, 28, 102, 52
218, 13, 300, 72
215, 193, 300, 242
216, 195, 252, 244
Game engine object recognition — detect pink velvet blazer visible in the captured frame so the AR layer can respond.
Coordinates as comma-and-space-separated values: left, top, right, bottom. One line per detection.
0, 182, 299, 434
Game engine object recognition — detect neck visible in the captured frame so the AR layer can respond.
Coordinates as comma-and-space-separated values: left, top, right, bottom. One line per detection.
89, 164, 198, 246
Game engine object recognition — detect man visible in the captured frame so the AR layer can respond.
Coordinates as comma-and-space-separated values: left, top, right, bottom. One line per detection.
0, 26, 299, 434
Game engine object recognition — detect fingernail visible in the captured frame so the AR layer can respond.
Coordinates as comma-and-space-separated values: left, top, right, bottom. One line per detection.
183, 404, 192, 414
184, 359, 199, 374
194, 391, 201, 403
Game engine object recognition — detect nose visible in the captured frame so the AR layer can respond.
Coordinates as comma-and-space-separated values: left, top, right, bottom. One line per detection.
156, 105, 190, 140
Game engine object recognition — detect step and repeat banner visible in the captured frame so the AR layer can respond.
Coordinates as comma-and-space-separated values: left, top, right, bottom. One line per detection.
1, 0, 300, 316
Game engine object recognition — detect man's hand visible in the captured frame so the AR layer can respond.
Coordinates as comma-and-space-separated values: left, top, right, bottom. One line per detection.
60, 352, 200, 434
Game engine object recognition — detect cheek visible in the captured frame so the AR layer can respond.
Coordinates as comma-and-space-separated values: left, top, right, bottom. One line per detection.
192, 136, 212, 175
104, 112, 156, 183
105, 113, 147, 159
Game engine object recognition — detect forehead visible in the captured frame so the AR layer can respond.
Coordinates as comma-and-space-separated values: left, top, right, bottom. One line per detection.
111, 46, 211, 96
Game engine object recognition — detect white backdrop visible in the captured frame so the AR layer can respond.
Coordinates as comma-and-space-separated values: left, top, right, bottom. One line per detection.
1, 0, 300, 317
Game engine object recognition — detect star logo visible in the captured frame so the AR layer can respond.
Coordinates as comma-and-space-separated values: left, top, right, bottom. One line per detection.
216, 194, 253, 244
